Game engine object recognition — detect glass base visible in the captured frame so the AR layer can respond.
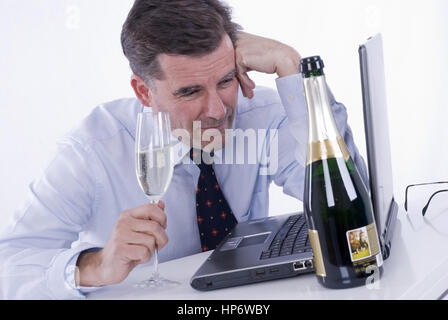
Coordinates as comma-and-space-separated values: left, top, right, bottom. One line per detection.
134, 272, 180, 289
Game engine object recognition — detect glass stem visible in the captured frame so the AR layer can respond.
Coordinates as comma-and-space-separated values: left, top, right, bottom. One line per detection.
153, 249, 159, 276
149, 199, 160, 277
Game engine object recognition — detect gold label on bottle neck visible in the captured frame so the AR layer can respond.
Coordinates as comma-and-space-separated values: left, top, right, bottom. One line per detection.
306, 136, 351, 165
308, 229, 326, 277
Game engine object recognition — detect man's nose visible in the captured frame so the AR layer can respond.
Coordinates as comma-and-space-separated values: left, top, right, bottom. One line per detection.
204, 91, 226, 121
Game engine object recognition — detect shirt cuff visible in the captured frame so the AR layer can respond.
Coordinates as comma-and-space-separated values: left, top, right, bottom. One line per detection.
67, 246, 104, 295
275, 74, 308, 166
275, 74, 307, 123
45, 243, 102, 299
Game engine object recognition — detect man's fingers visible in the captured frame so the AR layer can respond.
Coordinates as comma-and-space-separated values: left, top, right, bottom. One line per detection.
237, 72, 255, 99
123, 203, 167, 228
157, 200, 165, 211
123, 229, 157, 250
240, 72, 255, 89
125, 218, 169, 250
123, 244, 152, 264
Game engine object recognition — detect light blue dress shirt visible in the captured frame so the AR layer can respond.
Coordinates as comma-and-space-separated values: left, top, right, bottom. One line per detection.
0, 74, 368, 299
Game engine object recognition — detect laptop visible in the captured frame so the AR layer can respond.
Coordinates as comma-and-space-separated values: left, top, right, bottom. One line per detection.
190, 33, 399, 291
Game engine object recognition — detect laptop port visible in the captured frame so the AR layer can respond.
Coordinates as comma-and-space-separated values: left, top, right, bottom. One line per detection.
293, 261, 305, 271
269, 268, 280, 274
255, 269, 266, 276
305, 260, 313, 268
293, 259, 314, 271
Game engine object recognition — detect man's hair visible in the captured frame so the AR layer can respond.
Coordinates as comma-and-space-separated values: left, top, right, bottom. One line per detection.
121, 0, 241, 83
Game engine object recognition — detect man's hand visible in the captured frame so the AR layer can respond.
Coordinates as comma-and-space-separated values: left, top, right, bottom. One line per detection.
75, 201, 168, 287
235, 32, 301, 99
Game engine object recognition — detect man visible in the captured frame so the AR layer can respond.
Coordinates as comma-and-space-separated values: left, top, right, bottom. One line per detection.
0, 0, 368, 299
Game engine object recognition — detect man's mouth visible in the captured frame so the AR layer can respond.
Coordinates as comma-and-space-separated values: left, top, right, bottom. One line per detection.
201, 112, 232, 131
202, 122, 226, 131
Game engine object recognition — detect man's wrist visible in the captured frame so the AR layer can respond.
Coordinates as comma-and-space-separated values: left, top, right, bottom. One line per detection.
275, 48, 301, 78
75, 250, 104, 287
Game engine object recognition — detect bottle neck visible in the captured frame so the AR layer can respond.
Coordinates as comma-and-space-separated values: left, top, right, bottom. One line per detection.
304, 75, 340, 142
303, 74, 350, 164
302, 69, 325, 78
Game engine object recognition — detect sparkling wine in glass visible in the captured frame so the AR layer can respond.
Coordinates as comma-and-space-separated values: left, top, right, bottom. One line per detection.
134, 110, 178, 288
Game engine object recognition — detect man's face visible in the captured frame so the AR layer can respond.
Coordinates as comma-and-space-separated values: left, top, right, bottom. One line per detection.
148, 34, 238, 150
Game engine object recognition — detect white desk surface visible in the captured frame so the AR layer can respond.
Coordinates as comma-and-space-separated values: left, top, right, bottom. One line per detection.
88, 205, 448, 300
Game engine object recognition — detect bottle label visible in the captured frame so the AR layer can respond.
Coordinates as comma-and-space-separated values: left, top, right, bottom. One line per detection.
346, 223, 380, 263
308, 229, 326, 277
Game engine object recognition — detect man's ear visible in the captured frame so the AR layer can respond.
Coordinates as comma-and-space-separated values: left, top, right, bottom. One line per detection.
131, 74, 152, 106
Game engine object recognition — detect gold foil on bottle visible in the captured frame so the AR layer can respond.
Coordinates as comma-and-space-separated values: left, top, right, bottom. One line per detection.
308, 229, 326, 277
336, 136, 351, 162
306, 136, 351, 165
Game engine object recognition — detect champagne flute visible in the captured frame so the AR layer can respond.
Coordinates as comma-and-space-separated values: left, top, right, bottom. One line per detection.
134, 110, 178, 288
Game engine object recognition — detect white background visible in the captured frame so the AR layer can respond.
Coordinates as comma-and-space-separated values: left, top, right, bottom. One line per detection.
1, 0, 447, 229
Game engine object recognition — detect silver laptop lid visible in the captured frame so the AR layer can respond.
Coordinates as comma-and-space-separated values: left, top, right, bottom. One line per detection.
359, 33, 395, 238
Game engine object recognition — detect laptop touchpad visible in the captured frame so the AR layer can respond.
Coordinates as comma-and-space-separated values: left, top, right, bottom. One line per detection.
239, 232, 270, 247
220, 232, 271, 251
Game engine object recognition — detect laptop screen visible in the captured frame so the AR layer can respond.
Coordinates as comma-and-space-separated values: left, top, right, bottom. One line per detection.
359, 34, 396, 242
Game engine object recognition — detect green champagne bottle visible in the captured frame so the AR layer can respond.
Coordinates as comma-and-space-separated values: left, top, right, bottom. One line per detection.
301, 56, 383, 289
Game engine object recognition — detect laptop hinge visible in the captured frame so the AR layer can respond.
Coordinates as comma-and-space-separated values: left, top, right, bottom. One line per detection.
381, 199, 399, 260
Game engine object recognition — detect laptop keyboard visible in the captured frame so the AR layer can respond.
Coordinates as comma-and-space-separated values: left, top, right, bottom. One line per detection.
260, 214, 312, 260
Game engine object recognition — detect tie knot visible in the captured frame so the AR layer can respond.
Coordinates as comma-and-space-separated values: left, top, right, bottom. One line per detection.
189, 148, 215, 170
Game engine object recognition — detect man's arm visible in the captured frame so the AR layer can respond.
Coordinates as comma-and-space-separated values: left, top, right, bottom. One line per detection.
235, 32, 301, 98
235, 32, 369, 199
273, 74, 369, 199
0, 137, 169, 299
0, 140, 99, 299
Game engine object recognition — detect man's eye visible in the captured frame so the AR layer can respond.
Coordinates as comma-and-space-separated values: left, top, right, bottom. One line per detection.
220, 77, 234, 86
182, 90, 199, 97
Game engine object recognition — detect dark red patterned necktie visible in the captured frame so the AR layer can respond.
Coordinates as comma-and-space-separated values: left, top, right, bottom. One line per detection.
190, 149, 238, 252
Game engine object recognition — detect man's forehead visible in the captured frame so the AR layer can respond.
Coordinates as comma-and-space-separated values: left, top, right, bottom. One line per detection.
157, 35, 235, 84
